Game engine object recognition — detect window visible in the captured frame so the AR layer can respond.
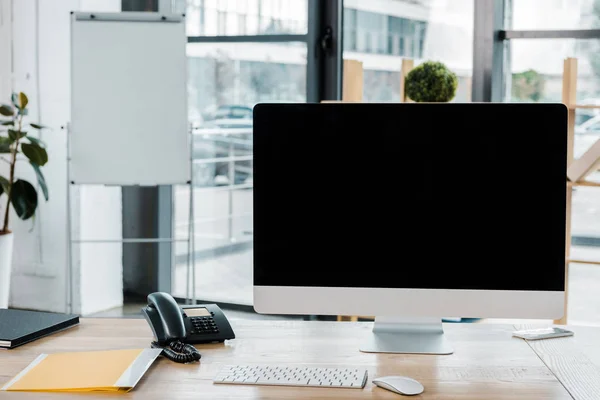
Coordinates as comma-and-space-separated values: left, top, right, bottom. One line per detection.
506, 0, 596, 29
386, 17, 426, 57
174, 0, 309, 305
504, 37, 600, 242
343, 0, 474, 102
507, 38, 600, 162
343, 8, 357, 52
507, 39, 600, 102
185, 0, 308, 36
122, 0, 158, 11
501, 1, 600, 324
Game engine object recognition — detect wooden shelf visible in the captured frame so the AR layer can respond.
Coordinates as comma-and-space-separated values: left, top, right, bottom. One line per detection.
568, 259, 600, 266
570, 104, 600, 109
558, 58, 600, 325
572, 180, 600, 187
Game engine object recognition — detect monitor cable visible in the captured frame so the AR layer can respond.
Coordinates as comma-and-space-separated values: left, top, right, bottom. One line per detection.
151, 340, 201, 363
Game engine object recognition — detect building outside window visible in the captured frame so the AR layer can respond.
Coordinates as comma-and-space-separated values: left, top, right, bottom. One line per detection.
343, 0, 473, 103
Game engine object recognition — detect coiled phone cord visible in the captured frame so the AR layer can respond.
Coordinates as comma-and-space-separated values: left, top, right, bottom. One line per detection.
151, 340, 202, 363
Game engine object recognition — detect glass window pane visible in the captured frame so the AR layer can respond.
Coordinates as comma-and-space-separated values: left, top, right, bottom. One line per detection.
508, 39, 600, 103
174, 41, 306, 304
506, 0, 598, 30
184, 0, 308, 36
124, 0, 158, 11
505, 38, 600, 240
343, 0, 474, 102
187, 42, 306, 119
506, 39, 600, 158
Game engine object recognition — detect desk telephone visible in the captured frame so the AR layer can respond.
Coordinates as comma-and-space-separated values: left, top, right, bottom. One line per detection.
142, 292, 235, 363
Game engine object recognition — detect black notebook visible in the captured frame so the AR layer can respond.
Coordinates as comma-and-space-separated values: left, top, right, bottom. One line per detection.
0, 309, 79, 349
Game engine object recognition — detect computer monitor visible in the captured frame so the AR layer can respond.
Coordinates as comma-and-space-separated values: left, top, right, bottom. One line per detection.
252, 103, 567, 354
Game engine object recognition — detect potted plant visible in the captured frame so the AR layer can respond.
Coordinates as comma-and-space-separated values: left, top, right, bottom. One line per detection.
0, 92, 49, 308
405, 61, 458, 103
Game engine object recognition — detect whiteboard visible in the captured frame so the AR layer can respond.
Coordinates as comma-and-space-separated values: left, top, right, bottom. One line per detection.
70, 12, 190, 185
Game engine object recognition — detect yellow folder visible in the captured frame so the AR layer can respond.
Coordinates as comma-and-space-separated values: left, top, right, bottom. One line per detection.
1, 348, 162, 393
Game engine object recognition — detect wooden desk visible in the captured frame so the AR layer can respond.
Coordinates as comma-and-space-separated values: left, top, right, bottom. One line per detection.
1, 319, 600, 399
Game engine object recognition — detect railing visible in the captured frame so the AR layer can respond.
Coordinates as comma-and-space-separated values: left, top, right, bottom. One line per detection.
190, 126, 254, 244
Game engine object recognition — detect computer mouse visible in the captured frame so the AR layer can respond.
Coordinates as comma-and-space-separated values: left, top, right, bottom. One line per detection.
373, 376, 424, 396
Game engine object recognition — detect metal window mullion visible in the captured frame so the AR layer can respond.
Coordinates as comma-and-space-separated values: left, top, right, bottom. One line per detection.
306, 0, 342, 102
472, 0, 505, 103
187, 34, 308, 43
501, 29, 600, 40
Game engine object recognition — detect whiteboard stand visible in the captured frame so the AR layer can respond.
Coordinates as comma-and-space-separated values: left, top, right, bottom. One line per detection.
65, 124, 198, 314
67, 11, 192, 314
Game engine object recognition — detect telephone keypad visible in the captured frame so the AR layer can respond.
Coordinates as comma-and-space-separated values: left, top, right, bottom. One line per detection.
189, 316, 220, 335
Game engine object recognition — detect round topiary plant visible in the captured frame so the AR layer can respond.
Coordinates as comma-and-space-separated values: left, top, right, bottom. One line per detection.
405, 61, 458, 102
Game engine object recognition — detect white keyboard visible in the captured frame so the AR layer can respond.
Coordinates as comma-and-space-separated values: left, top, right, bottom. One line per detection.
213, 365, 368, 389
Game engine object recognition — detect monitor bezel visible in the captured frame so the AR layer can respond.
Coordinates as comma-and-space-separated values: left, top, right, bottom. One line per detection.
252, 102, 567, 320
254, 286, 564, 319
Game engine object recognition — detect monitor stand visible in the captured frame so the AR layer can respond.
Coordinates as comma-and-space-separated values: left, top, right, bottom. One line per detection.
359, 317, 454, 354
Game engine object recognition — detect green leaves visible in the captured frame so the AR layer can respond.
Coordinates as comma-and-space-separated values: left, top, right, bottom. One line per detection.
10, 179, 37, 220
405, 61, 458, 103
11, 92, 28, 116
30, 162, 48, 201
0, 137, 11, 153
8, 129, 26, 141
0, 176, 8, 196
21, 142, 48, 166
0, 104, 13, 117
18, 93, 28, 109
0, 91, 49, 229
26, 136, 46, 148
512, 69, 545, 102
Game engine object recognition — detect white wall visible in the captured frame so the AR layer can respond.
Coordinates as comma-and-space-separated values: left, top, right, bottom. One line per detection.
5, 0, 123, 315
0, 0, 11, 100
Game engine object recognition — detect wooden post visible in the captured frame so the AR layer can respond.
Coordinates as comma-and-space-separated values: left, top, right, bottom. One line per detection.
555, 57, 578, 325
567, 140, 600, 182
342, 59, 364, 102
400, 58, 414, 103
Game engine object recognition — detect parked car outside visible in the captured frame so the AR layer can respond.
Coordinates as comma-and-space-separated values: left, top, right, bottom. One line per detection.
574, 114, 600, 159
202, 104, 253, 122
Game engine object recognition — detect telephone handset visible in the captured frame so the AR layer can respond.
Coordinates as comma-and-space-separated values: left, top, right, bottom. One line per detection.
141, 292, 235, 363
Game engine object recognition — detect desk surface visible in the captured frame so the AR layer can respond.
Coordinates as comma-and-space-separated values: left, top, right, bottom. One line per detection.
1, 318, 600, 399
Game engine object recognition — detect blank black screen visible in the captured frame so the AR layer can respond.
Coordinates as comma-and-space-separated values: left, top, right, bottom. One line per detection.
253, 103, 567, 291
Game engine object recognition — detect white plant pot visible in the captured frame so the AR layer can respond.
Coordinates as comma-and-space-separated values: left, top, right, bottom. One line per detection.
0, 232, 14, 309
